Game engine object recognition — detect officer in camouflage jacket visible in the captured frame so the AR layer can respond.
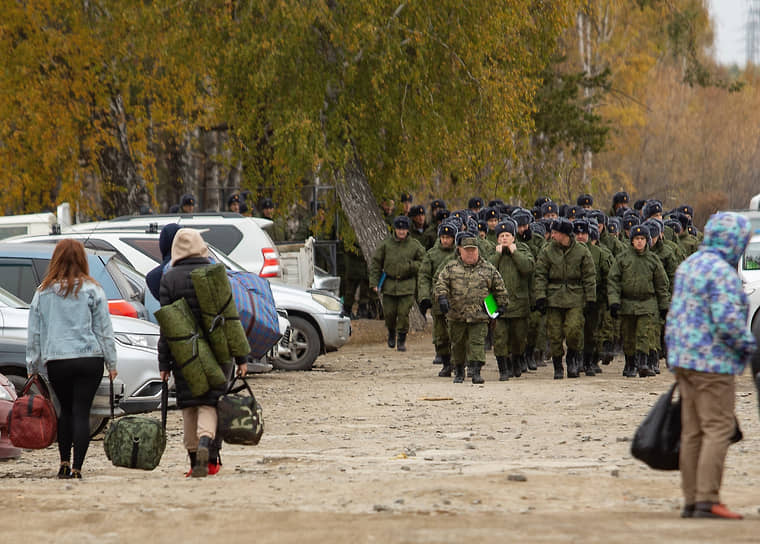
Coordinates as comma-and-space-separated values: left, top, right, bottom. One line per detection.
435, 233, 509, 384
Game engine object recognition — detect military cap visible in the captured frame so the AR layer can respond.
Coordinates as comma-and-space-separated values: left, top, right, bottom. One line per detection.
588, 209, 607, 227
446, 216, 464, 231
665, 218, 682, 234
551, 217, 574, 236
511, 208, 533, 226
678, 204, 694, 217
169, 204, 180, 213
393, 215, 411, 230
589, 223, 600, 241
569, 205, 587, 220
456, 233, 479, 248
573, 219, 590, 235
687, 225, 698, 236
615, 206, 630, 217
451, 209, 466, 221
674, 212, 691, 230
467, 197, 484, 209
558, 204, 569, 218
534, 196, 551, 208
227, 193, 240, 206
438, 222, 457, 238
643, 200, 663, 219
400, 192, 413, 203
577, 193, 593, 207
633, 199, 647, 211
483, 207, 500, 221
623, 214, 640, 231
477, 220, 488, 233
645, 218, 663, 238
529, 221, 546, 237
630, 224, 650, 241
495, 219, 517, 236
435, 209, 450, 222
540, 201, 558, 216
466, 217, 479, 235
607, 217, 622, 235
612, 191, 630, 206
180, 193, 195, 207
488, 199, 505, 208
408, 205, 425, 218
431, 199, 446, 210
260, 197, 275, 209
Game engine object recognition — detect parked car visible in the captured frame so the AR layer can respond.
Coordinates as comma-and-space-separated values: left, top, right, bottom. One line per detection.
739, 234, 760, 285
9, 230, 350, 370
0, 283, 162, 434
0, 371, 21, 459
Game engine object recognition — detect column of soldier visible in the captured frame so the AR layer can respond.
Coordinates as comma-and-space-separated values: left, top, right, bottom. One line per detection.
370, 192, 702, 384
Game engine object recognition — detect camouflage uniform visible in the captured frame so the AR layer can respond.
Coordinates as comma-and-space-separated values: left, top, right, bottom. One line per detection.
435, 253, 508, 383
417, 240, 457, 365
534, 238, 596, 377
581, 241, 613, 375
607, 243, 670, 377
521, 230, 547, 365
369, 234, 425, 344
489, 242, 534, 377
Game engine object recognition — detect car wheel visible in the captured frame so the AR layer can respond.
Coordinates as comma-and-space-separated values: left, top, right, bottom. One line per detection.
273, 315, 320, 371
89, 417, 109, 437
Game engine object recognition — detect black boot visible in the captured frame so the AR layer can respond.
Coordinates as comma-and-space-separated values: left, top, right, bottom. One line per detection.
623, 355, 634, 377
591, 351, 602, 374
438, 355, 452, 377
520, 354, 528, 373
496, 356, 509, 381
552, 356, 564, 379
653, 353, 661, 375
583, 352, 596, 376
525, 348, 537, 371
601, 341, 614, 365
636, 351, 652, 377
566, 350, 579, 378
534, 349, 547, 367
396, 331, 407, 352
511, 355, 522, 378
357, 303, 369, 319
387, 329, 396, 348
469, 362, 485, 384
342, 303, 352, 317
453, 364, 465, 383
648, 350, 658, 375
433, 354, 443, 365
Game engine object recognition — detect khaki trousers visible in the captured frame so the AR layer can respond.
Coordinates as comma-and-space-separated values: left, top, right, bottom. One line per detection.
675, 368, 735, 505
182, 405, 217, 452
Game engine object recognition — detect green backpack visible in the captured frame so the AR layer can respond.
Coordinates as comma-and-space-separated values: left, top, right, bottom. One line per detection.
104, 382, 168, 470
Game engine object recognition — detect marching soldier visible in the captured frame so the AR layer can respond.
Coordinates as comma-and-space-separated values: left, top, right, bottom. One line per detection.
435, 233, 509, 384
484, 207, 500, 245
408, 205, 432, 249
417, 222, 458, 376
369, 216, 425, 352
513, 207, 545, 368
607, 224, 670, 378
534, 218, 596, 379
490, 220, 535, 380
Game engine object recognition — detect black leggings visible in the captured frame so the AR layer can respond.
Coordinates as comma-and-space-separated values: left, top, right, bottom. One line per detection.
47, 357, 104, 470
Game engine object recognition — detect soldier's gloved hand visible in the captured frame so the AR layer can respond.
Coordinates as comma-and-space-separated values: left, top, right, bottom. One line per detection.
418, 299, 432, 316
659, 308, 668, 320
437, 296, 450, 315
610, 303, 620, 318
535, 298, 547, 315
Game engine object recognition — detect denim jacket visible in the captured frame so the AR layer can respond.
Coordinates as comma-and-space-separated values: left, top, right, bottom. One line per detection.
26, 281, 118, 373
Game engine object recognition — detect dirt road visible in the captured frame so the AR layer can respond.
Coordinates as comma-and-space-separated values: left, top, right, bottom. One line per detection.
2, 323, 760, 542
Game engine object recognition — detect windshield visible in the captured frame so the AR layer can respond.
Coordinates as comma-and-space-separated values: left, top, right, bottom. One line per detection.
0, 285, 29, 308
744, 241, 760, 271
207, 245, 246, 271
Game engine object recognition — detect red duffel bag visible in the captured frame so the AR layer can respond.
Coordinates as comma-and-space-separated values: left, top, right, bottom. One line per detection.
8, 374, 57, 449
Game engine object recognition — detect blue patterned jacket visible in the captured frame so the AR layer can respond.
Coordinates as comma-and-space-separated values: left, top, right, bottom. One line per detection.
665, 212, 756, 374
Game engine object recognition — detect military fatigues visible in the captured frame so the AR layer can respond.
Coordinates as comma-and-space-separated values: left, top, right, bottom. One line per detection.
435, 255, 508, 382
534, 239, 596, 378
342, 242, 371, 317
417, 240, 457, 363
490, 243, 534, 378
410, 225, 434, 250
583, 242, 613, 374
677, 231, 699, 257
369, 235, 425, 343
521, 231, 547, 365
607, 245, 669, 377
650, 237, 680, 366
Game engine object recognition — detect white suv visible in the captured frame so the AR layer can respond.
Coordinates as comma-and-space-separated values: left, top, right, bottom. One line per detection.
67, 213, 281, 278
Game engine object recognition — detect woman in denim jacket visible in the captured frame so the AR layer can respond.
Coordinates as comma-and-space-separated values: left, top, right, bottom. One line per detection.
26, 239, 118, 479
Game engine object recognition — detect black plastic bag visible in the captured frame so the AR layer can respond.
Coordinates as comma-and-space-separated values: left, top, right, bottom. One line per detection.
631, 383, 681, 470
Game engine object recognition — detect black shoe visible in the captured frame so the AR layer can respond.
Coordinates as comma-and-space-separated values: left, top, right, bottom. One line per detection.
57, 463, 72, 479
552, 356, 564, 379
396, 332, 407, 352
357, 303, 369, 319
636, 351, 652, 378
496, 356, 509, 381
70, 469, 82, 480
623, 355, 634, 377
681, 504, 695, 518
387, 329, 396, 349
511, 356, 521, 378
453, 364, 465, 384
469, 362, 485, 384
438, 355, 452, 377
583, 352, 596, 376
524, 348, 537, 371
192, 437, 211, 478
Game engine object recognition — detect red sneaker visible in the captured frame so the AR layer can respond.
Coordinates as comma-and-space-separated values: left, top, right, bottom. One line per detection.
207, 462, 221, 476
694, 503, 743, 520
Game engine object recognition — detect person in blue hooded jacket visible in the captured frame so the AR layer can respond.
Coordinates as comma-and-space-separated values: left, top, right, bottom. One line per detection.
665, 212, 757, 520
146, 223, 181, 300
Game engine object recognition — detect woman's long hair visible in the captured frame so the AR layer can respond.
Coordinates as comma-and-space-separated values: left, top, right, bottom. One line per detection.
39, 239, 98, 297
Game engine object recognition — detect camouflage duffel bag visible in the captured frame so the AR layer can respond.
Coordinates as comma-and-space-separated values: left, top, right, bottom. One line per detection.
216, 377, 263, 446
104, 382, 168, 470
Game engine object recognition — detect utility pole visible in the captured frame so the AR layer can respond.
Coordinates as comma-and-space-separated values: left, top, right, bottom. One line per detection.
747, 0, 760, 65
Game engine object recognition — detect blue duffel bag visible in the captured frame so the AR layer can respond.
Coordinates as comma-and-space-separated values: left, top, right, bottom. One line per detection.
226, 270, 281, 359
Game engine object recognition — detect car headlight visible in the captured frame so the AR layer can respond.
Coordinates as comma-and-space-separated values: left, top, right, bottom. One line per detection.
0, 385, 13, 402
310, 292, 342, 312
114, 333, 160, 350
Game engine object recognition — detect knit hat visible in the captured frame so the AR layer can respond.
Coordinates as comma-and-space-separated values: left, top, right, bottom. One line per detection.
551, 218, 574, 236
393, 216, 411, 230
171, 228, 209, 265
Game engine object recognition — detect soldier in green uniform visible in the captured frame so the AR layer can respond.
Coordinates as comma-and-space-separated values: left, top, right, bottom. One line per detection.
380, 196, 396, 228
675, 213, 699, 256
423, 203, 448, 245
484, 208, 500, 245
574, 219, 612, 376
408, 205, 432, 249
607, 224, 670, 378
645, 218, 678, 373
490, 220, 535, 380
588, 220, 614, 372
577, 194, 594, 210
369, 216, 425, 352
435, 233, 509, 384
468, 197, 484, 215
399, 192, 413, 216
534, 218, 596, 379
417, 222, 458, 376
609, 191, 630, 218
512, 208, 545, 368
259, 198, 288, 242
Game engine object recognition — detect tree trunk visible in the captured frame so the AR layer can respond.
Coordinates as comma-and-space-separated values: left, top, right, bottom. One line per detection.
335, 157, 426, 331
